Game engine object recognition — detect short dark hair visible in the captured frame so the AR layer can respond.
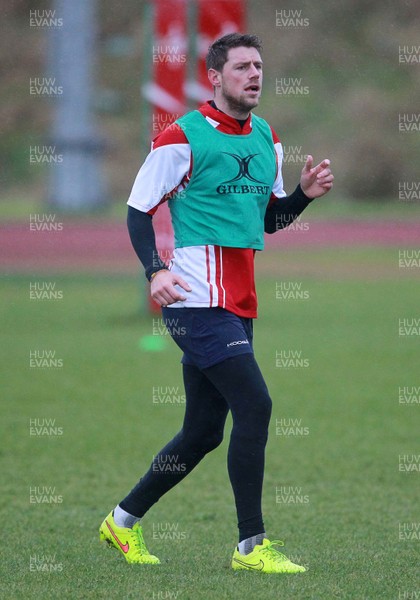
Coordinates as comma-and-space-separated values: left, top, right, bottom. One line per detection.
206, 33, 262, 71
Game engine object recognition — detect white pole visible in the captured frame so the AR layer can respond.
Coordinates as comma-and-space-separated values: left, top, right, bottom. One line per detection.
48, 0, 107, 211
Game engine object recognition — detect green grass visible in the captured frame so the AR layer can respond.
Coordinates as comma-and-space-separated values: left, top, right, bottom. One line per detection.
1, 254, 419, 599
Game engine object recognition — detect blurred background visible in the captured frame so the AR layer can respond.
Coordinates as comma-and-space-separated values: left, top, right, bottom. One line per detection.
1, 0, 419, 217
1, 2, 419, 597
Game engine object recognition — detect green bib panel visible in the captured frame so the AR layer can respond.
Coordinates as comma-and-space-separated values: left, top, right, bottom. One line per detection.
168, 110, 277, 250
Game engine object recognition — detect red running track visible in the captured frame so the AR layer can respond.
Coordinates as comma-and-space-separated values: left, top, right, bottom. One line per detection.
0, 220, 419, 273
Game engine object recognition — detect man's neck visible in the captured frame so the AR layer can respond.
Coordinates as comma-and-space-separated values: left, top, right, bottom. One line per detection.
210, 100, 249, 128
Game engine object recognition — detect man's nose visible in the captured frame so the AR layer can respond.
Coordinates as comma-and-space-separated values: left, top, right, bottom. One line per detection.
249, 64, 260, 78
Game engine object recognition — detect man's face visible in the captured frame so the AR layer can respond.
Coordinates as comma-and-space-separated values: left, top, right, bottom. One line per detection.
216, 46, 263, 115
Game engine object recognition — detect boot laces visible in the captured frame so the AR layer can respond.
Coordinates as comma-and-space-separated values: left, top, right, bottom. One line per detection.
132, 523, 149, 555
260, 540, 290, 563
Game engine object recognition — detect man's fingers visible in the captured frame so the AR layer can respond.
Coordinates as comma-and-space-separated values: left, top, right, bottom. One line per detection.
316, 167, 331, 179
303, 154, 313, 172
173, 275, 192, 292
316, 173, 334, 186
303, 157, 331, 177
153, 288, 187, 306
300, 156, 333, 198
159, 284, 187, 302
318, 174, 334, 184
151, 272, 192, 306
313, 159, 331, 175
320, 181, 333, 189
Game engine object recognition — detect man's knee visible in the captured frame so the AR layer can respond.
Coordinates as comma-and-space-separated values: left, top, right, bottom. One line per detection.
247, 389, 272, 426
202, 428, 225, 452
183, 426, 224, 454
232, 390, 272, 442
259, 387, 272, 415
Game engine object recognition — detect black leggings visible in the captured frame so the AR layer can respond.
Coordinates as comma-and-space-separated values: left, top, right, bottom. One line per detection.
120, 353, 272, 541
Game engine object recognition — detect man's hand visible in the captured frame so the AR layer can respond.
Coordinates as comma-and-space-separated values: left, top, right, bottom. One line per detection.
300, 155, 334, 199
151, 269, 192, 307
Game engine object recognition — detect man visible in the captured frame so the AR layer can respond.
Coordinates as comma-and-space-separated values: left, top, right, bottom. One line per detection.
99, 33, 333, 573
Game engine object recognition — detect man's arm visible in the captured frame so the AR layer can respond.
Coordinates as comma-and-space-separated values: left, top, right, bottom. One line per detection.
265, 154, 334, 233
126, 122, 193, 305
127, 206, 166, 281
264, 184, 312, 233
127, 206, 191, 306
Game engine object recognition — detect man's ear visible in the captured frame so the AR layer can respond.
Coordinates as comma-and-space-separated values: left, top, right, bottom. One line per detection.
208, 68, 221, 88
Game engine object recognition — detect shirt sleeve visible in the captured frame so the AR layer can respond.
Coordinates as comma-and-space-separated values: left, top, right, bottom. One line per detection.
127, 206, 167, 280
127, 124, 192, 215
269, 125, 287, 200
264, 184, 313, 233
263, 124, 314, 233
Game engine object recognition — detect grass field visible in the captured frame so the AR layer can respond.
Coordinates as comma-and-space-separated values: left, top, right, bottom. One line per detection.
1, 248, 419, 599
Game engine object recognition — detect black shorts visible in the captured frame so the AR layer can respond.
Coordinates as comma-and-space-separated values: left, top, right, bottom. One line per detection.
161, 307, 254, 369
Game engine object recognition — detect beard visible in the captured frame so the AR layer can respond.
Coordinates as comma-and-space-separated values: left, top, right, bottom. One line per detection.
220, 86, 260, 117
